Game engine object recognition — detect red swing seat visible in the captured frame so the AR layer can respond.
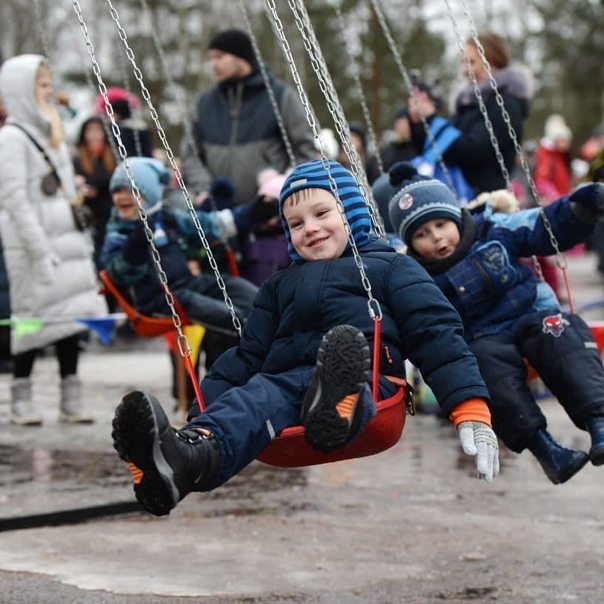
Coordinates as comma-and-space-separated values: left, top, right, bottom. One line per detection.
256, 385, 409, 468
99, 269, 191, 337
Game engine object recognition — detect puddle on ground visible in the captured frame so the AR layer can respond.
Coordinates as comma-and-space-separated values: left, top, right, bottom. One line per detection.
0, 444, 309, 504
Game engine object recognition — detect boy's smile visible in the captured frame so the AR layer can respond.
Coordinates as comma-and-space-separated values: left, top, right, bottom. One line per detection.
112, 187, 141, 221
283, 189, 349, 261
410, 218, 461, 261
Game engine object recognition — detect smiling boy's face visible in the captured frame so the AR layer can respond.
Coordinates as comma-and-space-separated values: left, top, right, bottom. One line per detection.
112, 187, 142, 221
282, 188, 349, 262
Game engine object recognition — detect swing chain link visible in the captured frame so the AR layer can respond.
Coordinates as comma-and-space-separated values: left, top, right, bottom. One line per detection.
106, 0, 243, 337
445, 0, 512, 191
70, 0, 190, 355
137, 0, 240, 273
265, 0, 382, 321
368, 0, 458, 199
333, 0, 384, 176
454, 0, 566, 276
72, 0, 185, 351
238, 0, 297, 169
287, 0, 386, 240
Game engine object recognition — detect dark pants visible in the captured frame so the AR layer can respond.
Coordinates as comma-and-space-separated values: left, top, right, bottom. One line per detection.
469, 310, 604, 452
185, 370, 398, 490
174, 274, 258, 336
13, 334, 81, 379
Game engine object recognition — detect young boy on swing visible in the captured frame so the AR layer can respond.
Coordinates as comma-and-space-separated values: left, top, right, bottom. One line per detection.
112, 159, 499, 517
101, 157, 260, 375
387, 162, 604, 484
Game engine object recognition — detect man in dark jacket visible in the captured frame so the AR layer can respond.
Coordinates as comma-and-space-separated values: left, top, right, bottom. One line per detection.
112, 159, 499, 517
180, 28, 317, 207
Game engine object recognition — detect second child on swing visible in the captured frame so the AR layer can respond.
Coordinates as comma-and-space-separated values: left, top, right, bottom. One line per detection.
388, 162, 604, 484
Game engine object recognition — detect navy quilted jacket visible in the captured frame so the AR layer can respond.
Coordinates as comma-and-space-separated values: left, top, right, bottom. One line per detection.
426, 197, 593, 341
202, 239, 489, 416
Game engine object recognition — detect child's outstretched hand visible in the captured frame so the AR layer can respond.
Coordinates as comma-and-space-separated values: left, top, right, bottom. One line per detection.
569, 182, 604, 224
457, 421, 500, 482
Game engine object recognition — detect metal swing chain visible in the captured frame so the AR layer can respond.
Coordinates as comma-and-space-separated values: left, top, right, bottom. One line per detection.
288, 0, 386, 240
103, 0, 244, 337
444, 0, 512, 191
368, 0, 458, 199
64, 18, 122, 163
446, 0, 549, 282
237, 0, 297, 169
33, 0, 52, 65
114, 47, 144, 158
460, 2, 564, 259
137, 0, 241, 273
265, 0, 382, 322
70, 0, 191, 356
455, 0, 570, 300
72, 0, 241, 355
333, 0, 385, 176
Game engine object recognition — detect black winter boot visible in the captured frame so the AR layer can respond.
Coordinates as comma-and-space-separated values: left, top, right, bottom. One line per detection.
585, 416, 604, 466
112, 390, 220, 516
527, 429, 589, 484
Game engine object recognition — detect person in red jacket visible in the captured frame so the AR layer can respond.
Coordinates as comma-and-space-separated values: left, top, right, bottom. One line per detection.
534, 114, 573, 202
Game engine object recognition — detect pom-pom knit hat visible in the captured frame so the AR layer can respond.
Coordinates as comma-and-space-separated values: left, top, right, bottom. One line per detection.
387, 162, 462, 246
279, 159, 372, 263
207, 29, 256, 67
109, 157, 172, 212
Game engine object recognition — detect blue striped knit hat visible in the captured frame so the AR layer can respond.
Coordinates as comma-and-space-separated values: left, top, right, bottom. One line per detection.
279, 159, 372, 263
388, 162, 461, 246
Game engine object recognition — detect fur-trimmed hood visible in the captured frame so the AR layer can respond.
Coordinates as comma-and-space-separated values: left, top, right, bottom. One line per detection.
449, 65, 534, 115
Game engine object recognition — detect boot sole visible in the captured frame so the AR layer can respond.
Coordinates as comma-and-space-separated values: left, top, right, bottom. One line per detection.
59, 413, 94, 424
303, 325, 370, 453
112, 391, 179, 516
9, 415, 43, 426
555, 452, 590, 484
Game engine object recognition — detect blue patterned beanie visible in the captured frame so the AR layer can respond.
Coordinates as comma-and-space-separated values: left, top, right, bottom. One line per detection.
279, 159, 372, 263
388, 162, 461, 246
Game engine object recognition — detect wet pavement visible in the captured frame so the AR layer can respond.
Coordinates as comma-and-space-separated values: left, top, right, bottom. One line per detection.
1, 251, 604, 603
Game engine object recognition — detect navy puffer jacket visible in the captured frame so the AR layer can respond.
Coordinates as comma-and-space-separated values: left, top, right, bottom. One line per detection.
202, 239, 489, 417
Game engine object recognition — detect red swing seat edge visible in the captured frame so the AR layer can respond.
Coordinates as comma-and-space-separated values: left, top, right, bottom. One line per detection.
99, 268, 409, 468
98, 269, 191, 338
256, 384, 409, 468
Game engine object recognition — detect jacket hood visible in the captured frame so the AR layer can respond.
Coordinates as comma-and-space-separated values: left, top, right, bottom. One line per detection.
450, 64, 535, 114
0, 54, 49, 130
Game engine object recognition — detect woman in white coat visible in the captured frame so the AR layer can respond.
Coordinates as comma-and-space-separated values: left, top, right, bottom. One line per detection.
0, 54, 107, 425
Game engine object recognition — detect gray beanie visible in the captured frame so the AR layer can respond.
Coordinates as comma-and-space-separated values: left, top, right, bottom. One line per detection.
387, 162, 461, 245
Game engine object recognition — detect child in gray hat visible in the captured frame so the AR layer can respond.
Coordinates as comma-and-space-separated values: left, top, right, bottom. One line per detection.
388, 161, 604, 484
